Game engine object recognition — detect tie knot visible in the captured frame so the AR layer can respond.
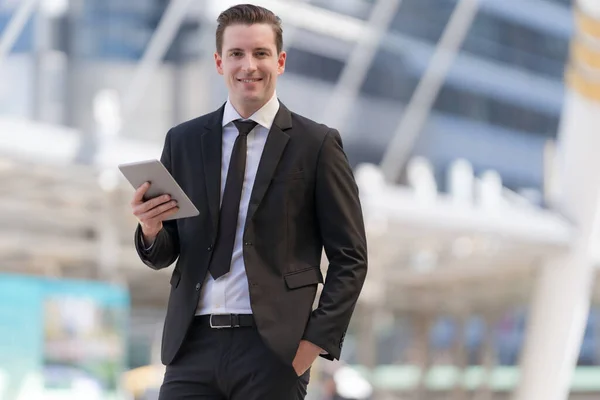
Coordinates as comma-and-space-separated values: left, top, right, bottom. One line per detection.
233, 119, 258, 136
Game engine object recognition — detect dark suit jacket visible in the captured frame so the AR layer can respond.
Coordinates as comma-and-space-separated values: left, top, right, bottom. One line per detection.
134, 102, 368, 366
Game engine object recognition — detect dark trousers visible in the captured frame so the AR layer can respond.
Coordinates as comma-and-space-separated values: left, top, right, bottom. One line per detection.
158, 316, 310, 399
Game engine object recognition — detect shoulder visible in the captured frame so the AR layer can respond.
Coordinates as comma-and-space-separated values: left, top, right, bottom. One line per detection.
288, 110, 339, 144
167, 106, 224, 139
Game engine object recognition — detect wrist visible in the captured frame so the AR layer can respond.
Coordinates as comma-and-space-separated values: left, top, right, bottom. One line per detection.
141, 223, 162, 243
300, 340, 323, 356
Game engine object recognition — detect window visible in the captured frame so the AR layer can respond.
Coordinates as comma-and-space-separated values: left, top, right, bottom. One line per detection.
391, 0, 454, 43
463, 11, 568, 78
73, 0, 165, 60
284, 47, 345, 83
389, 0, 569, 78
0, 12, 35, 53
309, 0, 374, 21
361, 49, 560, 136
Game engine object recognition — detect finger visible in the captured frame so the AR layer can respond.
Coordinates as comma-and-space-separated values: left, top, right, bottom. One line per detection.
159, 205, 180, 219
134, 194, 172, 215
142, 204, 179, 225
139, 200, 178, 221
132, 182, 151, 204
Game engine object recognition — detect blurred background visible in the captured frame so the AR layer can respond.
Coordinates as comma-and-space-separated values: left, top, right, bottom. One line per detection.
0, 0, 599, 399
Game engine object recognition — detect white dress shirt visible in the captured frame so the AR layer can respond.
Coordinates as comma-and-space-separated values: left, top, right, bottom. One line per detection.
195, 93, 280, 316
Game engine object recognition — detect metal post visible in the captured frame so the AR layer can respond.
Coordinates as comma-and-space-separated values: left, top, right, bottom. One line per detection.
357, 304, 378, 369
121, 0, 194, 119
281, 0, 313, 52
94, 89, 123, 282
412, 311, 432, 400
514, 2, 600, 398
451, 310, 469, 400
379, 0, 480, 183
475, 311, 499, 400
320, 0, 402, 131
0, 0, 39, 72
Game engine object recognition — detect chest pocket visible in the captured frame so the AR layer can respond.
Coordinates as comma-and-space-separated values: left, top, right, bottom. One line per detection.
272, 169, 304, 183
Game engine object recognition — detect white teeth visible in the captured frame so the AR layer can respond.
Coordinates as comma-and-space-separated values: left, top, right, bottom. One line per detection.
240, 79, 259, 83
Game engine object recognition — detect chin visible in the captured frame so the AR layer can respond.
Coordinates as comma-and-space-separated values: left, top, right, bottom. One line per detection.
241, 93, 264, 103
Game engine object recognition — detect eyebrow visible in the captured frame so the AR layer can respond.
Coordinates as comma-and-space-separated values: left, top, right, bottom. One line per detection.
227, 47, 272, 53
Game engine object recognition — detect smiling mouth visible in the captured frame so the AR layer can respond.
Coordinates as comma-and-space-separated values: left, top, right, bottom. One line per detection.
237, 78, 262, 83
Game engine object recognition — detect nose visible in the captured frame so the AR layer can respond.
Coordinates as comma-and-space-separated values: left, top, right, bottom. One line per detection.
241, 55, 257, 72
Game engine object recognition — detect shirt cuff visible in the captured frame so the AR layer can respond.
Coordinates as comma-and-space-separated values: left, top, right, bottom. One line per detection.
138, 230, 154, 251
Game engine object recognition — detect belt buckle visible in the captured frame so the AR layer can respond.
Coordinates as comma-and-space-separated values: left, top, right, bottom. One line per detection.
209, 314, 229, 329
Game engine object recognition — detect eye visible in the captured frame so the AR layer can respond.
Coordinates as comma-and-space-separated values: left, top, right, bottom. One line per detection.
230, 51, 243, 57
255, 51, 269, 57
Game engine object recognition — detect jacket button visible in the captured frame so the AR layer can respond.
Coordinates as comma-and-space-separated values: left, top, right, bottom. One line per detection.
195, 283, 201, 291
244, 241, 252, 246
207, 245, 213, 251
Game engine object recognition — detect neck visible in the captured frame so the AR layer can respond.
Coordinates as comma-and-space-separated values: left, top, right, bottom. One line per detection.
234, 104, 261, 119
230, 95, 273, 119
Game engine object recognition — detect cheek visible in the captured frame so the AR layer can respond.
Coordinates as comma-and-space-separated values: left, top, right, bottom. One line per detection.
223, 64, 236, 74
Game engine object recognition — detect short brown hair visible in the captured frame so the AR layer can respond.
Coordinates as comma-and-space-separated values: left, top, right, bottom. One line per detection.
216, 4, 283, 55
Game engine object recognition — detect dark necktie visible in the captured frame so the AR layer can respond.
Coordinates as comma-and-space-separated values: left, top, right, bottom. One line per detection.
208, 119, 258, 279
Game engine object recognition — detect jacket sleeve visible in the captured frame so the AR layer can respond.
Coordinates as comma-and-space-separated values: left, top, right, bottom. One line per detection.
134, 129, 180, 270
302, 129, 368, 360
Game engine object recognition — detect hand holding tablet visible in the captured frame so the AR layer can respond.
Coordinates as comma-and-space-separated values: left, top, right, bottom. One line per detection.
119, 160, 200, 239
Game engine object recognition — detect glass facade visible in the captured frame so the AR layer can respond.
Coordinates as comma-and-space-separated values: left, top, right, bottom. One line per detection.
0, 4, 35, 53
0, 0, 570, 189
391, 0, 569, 79
70, 0, 198, 61
73, 0, 162, 60
288, 0, 569, 191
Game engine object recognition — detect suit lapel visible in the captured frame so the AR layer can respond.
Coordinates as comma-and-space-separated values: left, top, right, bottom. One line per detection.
246, 102, 292, 224
201, 105, 225, 234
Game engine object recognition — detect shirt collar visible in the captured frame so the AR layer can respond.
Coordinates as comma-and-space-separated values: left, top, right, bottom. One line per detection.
222, 92, 280, 130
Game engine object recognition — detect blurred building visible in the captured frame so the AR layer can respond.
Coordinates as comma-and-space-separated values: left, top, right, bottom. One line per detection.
0, 0, 572, 193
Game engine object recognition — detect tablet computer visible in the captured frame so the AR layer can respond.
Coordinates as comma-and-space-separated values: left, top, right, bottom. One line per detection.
118, 159, 200, 220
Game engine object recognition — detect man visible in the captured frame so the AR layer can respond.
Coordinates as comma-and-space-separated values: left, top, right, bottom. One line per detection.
130, 4, 367, 399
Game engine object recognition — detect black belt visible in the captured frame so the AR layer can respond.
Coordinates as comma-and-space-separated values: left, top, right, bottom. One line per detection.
195, 314, 255, 329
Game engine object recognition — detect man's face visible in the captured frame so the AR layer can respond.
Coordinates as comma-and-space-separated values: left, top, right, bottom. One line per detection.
215, 23, 286, 109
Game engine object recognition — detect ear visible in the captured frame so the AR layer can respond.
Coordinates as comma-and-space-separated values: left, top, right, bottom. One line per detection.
277, 51, 286, 75
214, 52, 224, 75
